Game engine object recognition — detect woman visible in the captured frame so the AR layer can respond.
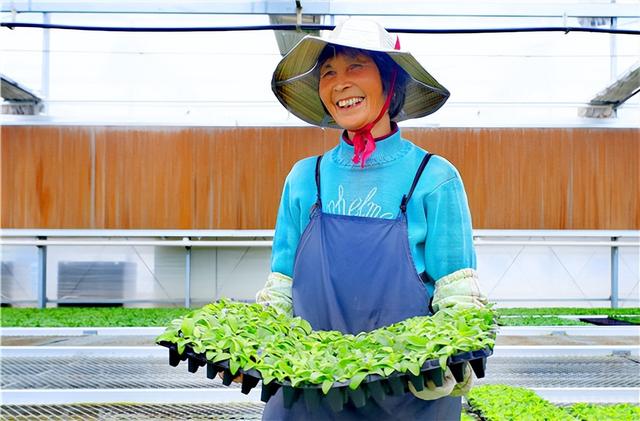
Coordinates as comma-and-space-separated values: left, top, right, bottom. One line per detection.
258, 18, 486, 420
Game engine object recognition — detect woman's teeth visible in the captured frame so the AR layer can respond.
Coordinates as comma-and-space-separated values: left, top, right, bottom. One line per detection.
337, 97, 364, 108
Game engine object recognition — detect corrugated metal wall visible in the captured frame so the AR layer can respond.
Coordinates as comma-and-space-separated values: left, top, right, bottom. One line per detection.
2, 125, 638, 229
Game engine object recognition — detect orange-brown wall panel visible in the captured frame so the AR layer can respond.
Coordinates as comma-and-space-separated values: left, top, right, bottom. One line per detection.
193, 127, 336, 229
405, 128, 638, 229
604, 130, 640, 229
1, 125, 638, 230
94, 127, 196, 229
573, 130, 605, 229
586, 128, 639, 230
1, 126, 92, 228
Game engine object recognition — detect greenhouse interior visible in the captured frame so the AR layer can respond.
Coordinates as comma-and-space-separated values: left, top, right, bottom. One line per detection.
1, 1, 639, 420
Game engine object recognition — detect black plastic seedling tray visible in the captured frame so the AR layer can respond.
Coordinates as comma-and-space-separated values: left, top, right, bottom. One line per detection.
158, 341, 492, 412
579, 317, 639, 326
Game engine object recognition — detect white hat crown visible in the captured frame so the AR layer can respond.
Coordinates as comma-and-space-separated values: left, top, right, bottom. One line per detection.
327, 18, 396, 51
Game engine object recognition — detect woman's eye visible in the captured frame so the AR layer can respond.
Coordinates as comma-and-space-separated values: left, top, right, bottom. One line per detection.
349, 64, 363, 70
321, 70, 335, 78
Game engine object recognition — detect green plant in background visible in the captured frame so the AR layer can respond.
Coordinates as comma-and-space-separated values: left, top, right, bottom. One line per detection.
466, 385, 576, 421
2, 306, 638, 327
566, 403, 640, 421
155, 299, 497, 393
496, 308, 640, 317
0, 307, 190, 327
495, 307, 640, 326
466, 385, 640, 421
497, 316, 589, 326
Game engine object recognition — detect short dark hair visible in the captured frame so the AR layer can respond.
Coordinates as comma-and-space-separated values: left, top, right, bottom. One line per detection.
316, 44, 408, 120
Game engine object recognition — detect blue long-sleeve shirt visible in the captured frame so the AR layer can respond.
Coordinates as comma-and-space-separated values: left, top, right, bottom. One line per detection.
271, 127, 476, 298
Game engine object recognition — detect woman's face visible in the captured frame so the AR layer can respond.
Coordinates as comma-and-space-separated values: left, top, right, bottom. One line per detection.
318, 52, 387, 132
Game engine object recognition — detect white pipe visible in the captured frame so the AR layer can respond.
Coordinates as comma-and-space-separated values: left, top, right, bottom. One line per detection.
3, 1, 640, 18
0, 346, 166, 358
1, 239, 637, 247
530, 387, 640, 404
2, 387, 637, 405
2, 228, 638, 239
473, 240, 639, 247
498, 326, 640, 337
3, 345, 638, 358
492, 345, 639, 357
0, 240, 273, 247
3, 325, 638, 337
0, 327, 165, 336
0, 388, 259, 405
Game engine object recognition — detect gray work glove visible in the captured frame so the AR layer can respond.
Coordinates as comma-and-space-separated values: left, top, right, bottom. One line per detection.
255, 272, 293, 316
409, 362, 474, 400
432, 268, 488, 313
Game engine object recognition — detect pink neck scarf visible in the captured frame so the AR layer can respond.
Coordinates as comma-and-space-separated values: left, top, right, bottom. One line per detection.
349, 69, 397, 168
343, 36, 403, 168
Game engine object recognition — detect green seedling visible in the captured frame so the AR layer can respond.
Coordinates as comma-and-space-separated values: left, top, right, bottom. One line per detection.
156, 299, 497, 394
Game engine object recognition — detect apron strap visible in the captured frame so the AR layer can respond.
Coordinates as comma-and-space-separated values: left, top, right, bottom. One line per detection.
400, 153, 433, 213
314, 155, 323, 208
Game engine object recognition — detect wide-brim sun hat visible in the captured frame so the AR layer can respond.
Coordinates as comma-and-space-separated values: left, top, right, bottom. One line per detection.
271, 18, 450, 129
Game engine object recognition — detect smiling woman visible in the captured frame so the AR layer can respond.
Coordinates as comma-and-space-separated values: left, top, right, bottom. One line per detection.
259, 17, 487, 420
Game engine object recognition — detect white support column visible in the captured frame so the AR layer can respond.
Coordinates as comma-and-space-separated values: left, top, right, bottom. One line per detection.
184, 243, 192, 308
41, 12, 50, 115
36, 237, 47, 308
610, 2, 618, 83
611, 237, 619, 308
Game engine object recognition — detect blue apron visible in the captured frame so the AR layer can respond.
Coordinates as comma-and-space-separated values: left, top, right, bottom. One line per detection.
262, 152, 462, 420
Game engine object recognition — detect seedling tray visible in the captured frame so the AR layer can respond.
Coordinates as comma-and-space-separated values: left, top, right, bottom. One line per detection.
158, 341, 492, 412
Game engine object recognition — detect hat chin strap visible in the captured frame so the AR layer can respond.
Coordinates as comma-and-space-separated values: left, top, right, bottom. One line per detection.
350, 69, 397, 168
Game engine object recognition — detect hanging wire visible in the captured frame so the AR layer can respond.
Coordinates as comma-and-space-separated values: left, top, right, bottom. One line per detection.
1, 22, 639, 35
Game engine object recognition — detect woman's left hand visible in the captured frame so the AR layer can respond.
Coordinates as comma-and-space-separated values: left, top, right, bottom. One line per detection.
409, 362, 474, 400
432, 268, 487, 312
449, 362, 474, 397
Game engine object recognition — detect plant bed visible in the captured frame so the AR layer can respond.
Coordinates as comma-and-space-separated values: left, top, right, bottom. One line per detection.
566, 402, 640, 420
495, 308, 640, 317
497, 316, 590, 326
466, 385, 576, 421
156, 300, 496, 412
466, 385, 640, 421
3, 306, 638, 328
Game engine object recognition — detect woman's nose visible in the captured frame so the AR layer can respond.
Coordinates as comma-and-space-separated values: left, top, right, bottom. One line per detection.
333, 73, 351, 92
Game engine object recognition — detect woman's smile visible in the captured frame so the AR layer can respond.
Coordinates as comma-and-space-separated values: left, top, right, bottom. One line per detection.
336, 96, 365, 109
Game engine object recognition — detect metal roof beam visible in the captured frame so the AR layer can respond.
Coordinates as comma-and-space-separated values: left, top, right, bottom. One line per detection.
0, 74, 41, 102
579, 63, 640, 119
1, 1, 296, 14
270, 13, 322, 56
2, 1, 639, 18
1, 74, 43, 115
